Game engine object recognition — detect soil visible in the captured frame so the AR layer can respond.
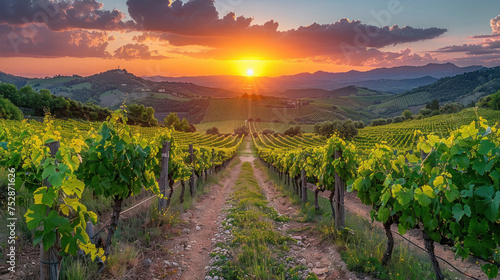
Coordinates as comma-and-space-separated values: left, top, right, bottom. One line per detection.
251, 160, 363, 280
158, 141, 361, 280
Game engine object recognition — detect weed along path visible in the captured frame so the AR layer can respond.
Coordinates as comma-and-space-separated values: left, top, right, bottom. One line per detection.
252, 160, 360, 280
162, 139, 359, 280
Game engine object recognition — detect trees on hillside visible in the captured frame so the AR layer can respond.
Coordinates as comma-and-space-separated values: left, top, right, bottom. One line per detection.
206, 127, 220, 135
0, 98, 23, 121
402, 109, 413, 119
0, 83, 112, 121
234, 125, 249, 136
127, 104, 158, 127
479, 90, 500, 110
163, 113, 195, 132
284, 126, 302, 136
314, 119, 361, 140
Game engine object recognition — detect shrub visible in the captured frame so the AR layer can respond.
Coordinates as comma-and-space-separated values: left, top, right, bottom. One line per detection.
262, 129, 275, 135
418, 108, 432, 116
402, 109, 413, 119
284, 126, 302, 136
371, 119, 387, 127
0, 97, 23, 120
314, 120, 358, 140
234, 125, 249, 136
206, 127, 220, 135
392, 116, 404, 123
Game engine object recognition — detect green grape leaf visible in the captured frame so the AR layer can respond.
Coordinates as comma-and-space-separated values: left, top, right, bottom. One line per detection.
25, 204, 48, 230
478, 140, 495, 155
377, 207, 390, 222
464, 235, 495, 257
33, 187, 57, 207
398, 223, 407, 235
415, 188, 431, 207
452, 204, 471, 222
475, 188, 500, 222
43, 210, 69, 234
481, 263, 499, 278
42, 230, 57, 251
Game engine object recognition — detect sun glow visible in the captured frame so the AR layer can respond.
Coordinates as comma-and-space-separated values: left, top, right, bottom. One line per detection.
246, 69, 254, 76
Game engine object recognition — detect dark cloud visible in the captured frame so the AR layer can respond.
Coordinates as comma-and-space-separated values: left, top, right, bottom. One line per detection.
471, 34, 500, 39
127, 0, 267, 36
134, 17, 446, 64
0, 23, 111, 57
113, 43, 167, 60
0, 0, 135, 31
127, 0, 446, 64
436, 43, 500, 55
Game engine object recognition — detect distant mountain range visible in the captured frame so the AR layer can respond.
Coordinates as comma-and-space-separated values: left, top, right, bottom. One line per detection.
144, 63, 483, 93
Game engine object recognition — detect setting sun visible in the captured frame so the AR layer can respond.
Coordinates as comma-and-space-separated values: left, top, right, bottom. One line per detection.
246, 69, 254, 76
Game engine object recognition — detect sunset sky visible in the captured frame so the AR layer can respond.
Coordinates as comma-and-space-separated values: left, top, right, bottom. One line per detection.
1, 0, 500, 77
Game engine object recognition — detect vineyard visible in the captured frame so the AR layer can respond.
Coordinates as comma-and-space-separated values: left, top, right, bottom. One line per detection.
2, 108, 500, 280
251, 112, 500, 279
0, 112, 243, 279
355, 108, 500, 154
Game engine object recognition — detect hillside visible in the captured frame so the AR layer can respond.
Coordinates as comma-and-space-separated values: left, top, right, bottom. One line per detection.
274, 85, 391, 99
367, 66, 500, 116
0, 69, 238, 124
200, 89, 381, 125
0, 71, 29, 88
354, 76, 439, 94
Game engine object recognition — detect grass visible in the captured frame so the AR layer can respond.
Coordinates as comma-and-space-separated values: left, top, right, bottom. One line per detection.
207, 162, 317, 280
60, 256, 99, 280
106, 243, 140, 278
254, 159, 466, 280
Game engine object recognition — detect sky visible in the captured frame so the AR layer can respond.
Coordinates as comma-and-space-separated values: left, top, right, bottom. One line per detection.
1, 0, 500, 78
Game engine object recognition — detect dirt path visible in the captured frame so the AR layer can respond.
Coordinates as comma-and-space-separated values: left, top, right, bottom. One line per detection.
161, 140, 364, 280
166, 162, 242, 280
251, 160, 361, 280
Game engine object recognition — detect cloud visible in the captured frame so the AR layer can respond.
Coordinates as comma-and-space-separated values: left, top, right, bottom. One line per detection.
135, 19, 445, 64
127, 0, 261, 36
491, 15, 500, 34
0, 0, 135, 31
113, 43, 167, 60
431, 15, 500, 67
436, 42, 500, 55
0, 23, 111, 58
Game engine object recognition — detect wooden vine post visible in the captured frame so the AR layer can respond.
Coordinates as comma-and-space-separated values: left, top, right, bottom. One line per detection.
301, 168, 307, 203
211, 148, 215, 175
189, 144, 196, 196
334, 149, 345, 229
158, 141, 170, 211
40, 141, 60, 280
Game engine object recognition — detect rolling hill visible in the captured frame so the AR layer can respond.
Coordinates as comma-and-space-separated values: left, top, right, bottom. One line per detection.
0, 69, 238, 124
367, 66, 500, 116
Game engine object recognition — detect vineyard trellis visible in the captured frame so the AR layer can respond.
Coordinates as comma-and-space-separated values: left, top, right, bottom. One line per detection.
0, 111, 242, 279
251, 115, 500, 279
